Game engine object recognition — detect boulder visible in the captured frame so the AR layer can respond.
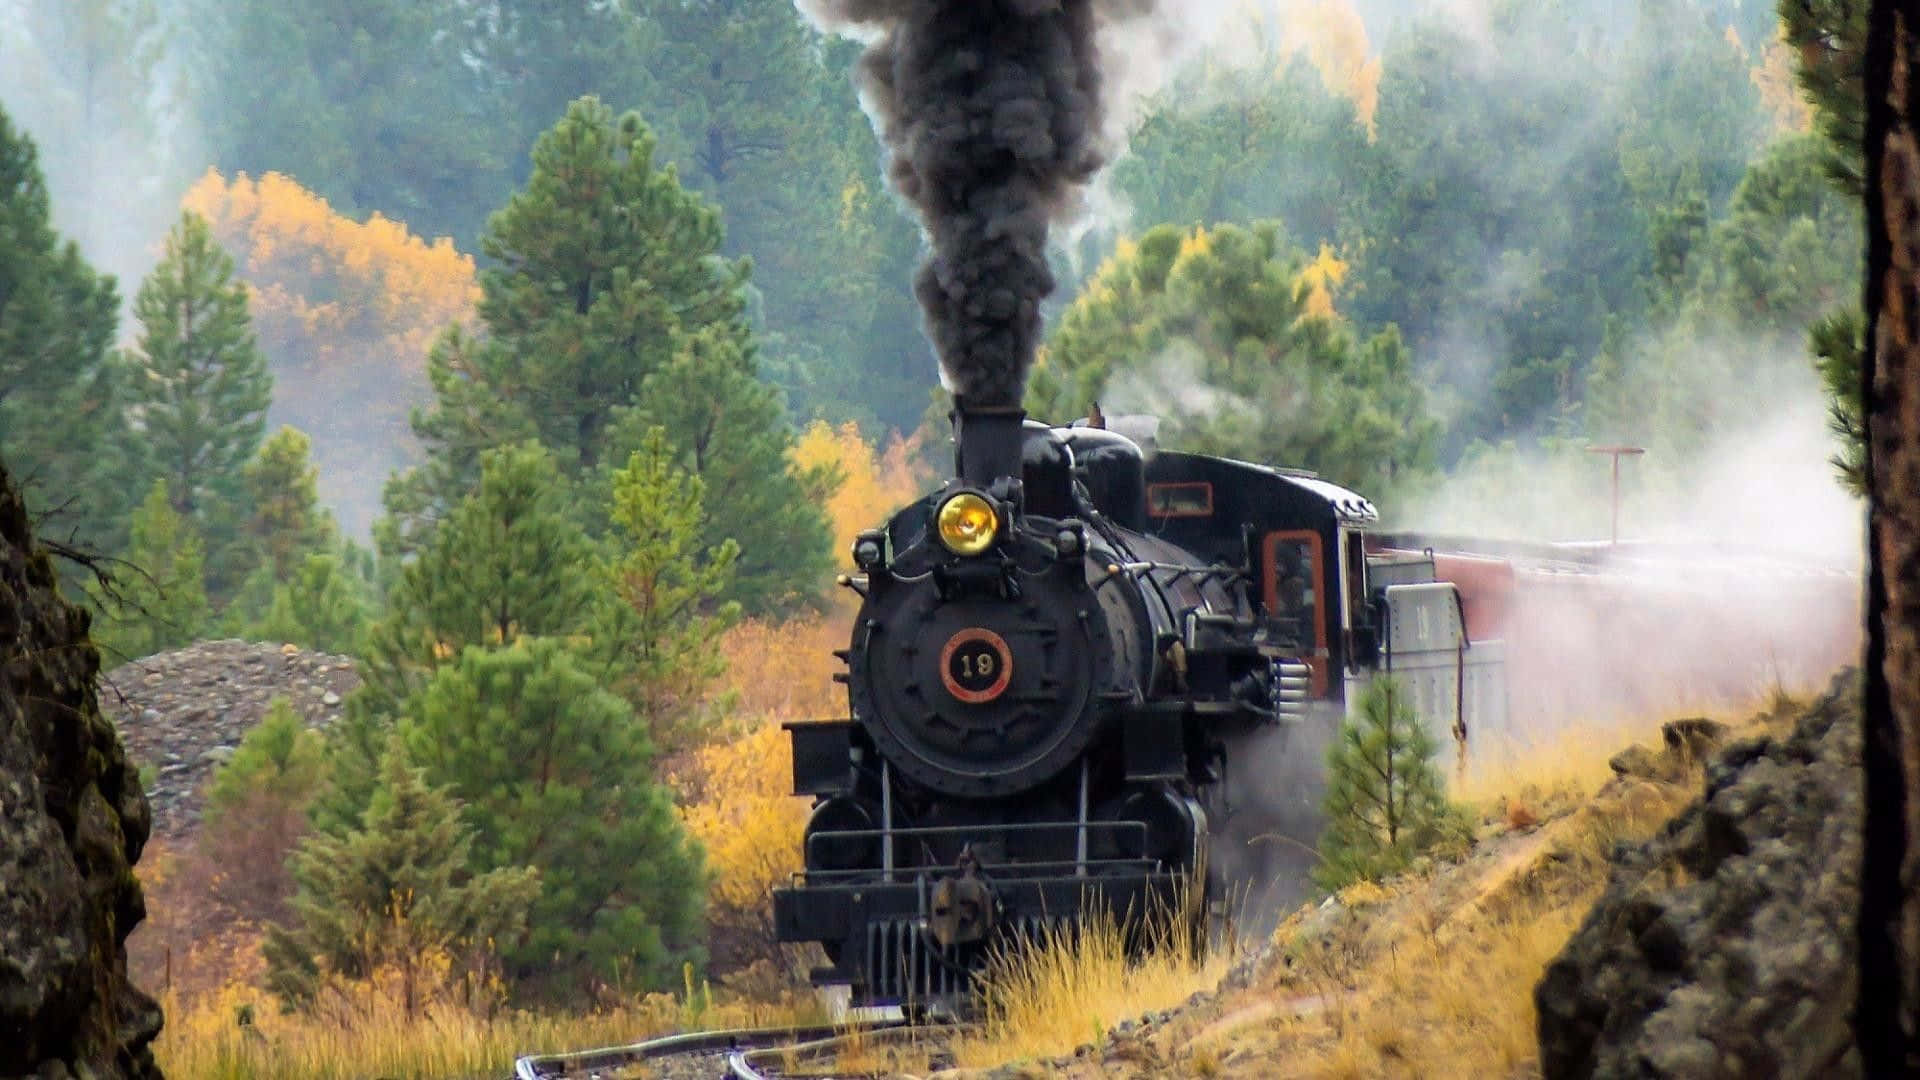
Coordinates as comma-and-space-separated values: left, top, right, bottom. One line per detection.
0, 462, 163, 1078
1535, 678, 1861, 1079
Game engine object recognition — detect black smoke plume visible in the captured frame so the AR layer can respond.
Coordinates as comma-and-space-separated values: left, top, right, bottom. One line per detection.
799, 0, 1155, 409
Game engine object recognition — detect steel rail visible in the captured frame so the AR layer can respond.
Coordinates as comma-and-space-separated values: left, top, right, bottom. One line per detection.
511, 1020, 908, 1080
725, 1023, 973, 1080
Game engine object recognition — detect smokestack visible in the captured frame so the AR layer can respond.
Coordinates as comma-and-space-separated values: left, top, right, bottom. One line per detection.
952, 399, 1027, 489
798, 0, 1159, 410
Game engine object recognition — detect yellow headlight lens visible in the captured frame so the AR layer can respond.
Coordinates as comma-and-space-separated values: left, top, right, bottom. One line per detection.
936, 492, 999, 556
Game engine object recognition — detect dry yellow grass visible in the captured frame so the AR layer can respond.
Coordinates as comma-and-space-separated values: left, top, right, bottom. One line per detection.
1198, 710, 1719, 1079
152, 976, 819, 1080
951, 892, 1232, 1068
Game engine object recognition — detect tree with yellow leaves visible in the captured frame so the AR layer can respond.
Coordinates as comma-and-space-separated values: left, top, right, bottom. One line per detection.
181, 169, 480, 536
789, 421, 930, 562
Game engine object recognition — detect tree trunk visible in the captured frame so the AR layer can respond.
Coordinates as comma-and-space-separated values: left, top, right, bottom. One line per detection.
1859, 1, 1920, 1073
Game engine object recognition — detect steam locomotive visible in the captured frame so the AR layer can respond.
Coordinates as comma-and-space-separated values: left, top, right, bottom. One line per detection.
771, 403, 1491, 1011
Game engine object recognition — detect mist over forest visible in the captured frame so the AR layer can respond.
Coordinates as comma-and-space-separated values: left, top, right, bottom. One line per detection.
0, 0, 1862, 558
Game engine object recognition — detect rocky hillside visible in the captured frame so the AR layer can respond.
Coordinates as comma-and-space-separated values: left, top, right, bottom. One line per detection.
103, 640, 358, 845
1537, 679, 1861, 1077
0, 461, 162, 1078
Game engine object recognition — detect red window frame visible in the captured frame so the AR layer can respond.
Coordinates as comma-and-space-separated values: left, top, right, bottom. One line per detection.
1262, 529, 1329, 696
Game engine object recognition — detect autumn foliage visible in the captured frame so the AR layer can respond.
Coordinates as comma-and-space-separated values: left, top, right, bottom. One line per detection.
789, 420, 931, 562
182, 170, 480, 532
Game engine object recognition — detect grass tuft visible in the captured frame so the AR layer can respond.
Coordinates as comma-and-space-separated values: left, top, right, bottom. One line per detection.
951, 884, 1231, 1068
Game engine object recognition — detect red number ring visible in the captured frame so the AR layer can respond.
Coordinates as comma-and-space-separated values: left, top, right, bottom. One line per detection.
939, 628, 1014, 704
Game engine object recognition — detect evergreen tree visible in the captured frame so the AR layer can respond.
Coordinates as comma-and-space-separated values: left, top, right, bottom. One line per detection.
362, 441, 602, 717
242, 426, 336, 583
206, 696, 327, 825
265, 736, 541, 1015
1811, 308, 1868, 495
375, 326, 538, 561
1780, 0, 1869, 192
96, 479, 210, 662
600, 327, 836, 612
1313, 677, 1470, 892
476, 96, 749, 471
252, 554, 373, 657
1780, 0, 1872, 493
1031, 222, 1440, 501
0, 105, 137, 556
603, 426, 740, 749
400, 638, 705, 996
383, 97, 832, 612
224, 426, 343, 631
200, 696, 328, 923
324, 442, 602, 840
122, 210, 272, 589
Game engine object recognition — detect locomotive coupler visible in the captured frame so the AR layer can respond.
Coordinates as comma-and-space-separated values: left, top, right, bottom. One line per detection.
928, 845, 995, 949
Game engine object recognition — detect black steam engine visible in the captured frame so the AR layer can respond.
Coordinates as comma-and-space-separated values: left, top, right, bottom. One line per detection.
773, 403, 1384, 1010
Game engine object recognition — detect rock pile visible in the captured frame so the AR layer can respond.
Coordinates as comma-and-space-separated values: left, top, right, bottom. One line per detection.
0, 461, 162, 1078
1535, 676, 1863, 1079
103, 640, 359, 844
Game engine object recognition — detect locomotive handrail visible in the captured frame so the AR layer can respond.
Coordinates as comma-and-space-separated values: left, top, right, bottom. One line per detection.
1094, 559, 1248, 590
791, 856, 1165, 887
805, 819, 1149, 845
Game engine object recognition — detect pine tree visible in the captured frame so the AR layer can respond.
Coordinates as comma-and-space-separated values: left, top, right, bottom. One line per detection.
96, 479, 210, 663
1031, 222, 1439, 500
252, 553, 372, 657
1781, 0, 1870, 192
601, 326, 835, 613
380, 96, 831, 613
375, 326, 537, 562
0, 105, 138, 556
400, 637, 705, 996
264, 735, 541, 1016
603, 426, 740, 750
200, 696, 327, 923
1779, 0, 1873, 496
242, 426, 335, 583
476, 95, 749, 471
361, 442, 603, 715
1313, 677, 1470, 892
125, 211, 272, 522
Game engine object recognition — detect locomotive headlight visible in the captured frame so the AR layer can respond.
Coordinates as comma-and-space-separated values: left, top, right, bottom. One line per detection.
935, 491, 999, 556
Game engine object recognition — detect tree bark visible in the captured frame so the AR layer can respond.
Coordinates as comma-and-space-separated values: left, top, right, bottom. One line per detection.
1859, 2, 1920, 1073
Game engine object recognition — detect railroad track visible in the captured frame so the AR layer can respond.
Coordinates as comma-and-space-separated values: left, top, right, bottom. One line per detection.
512, 1019, 962, 1080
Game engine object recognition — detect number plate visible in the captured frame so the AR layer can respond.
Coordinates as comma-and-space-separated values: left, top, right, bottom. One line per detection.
939, 628, 1014, 704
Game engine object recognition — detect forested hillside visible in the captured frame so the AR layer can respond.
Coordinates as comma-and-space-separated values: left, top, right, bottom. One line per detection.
0, 1, 1877, 1076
